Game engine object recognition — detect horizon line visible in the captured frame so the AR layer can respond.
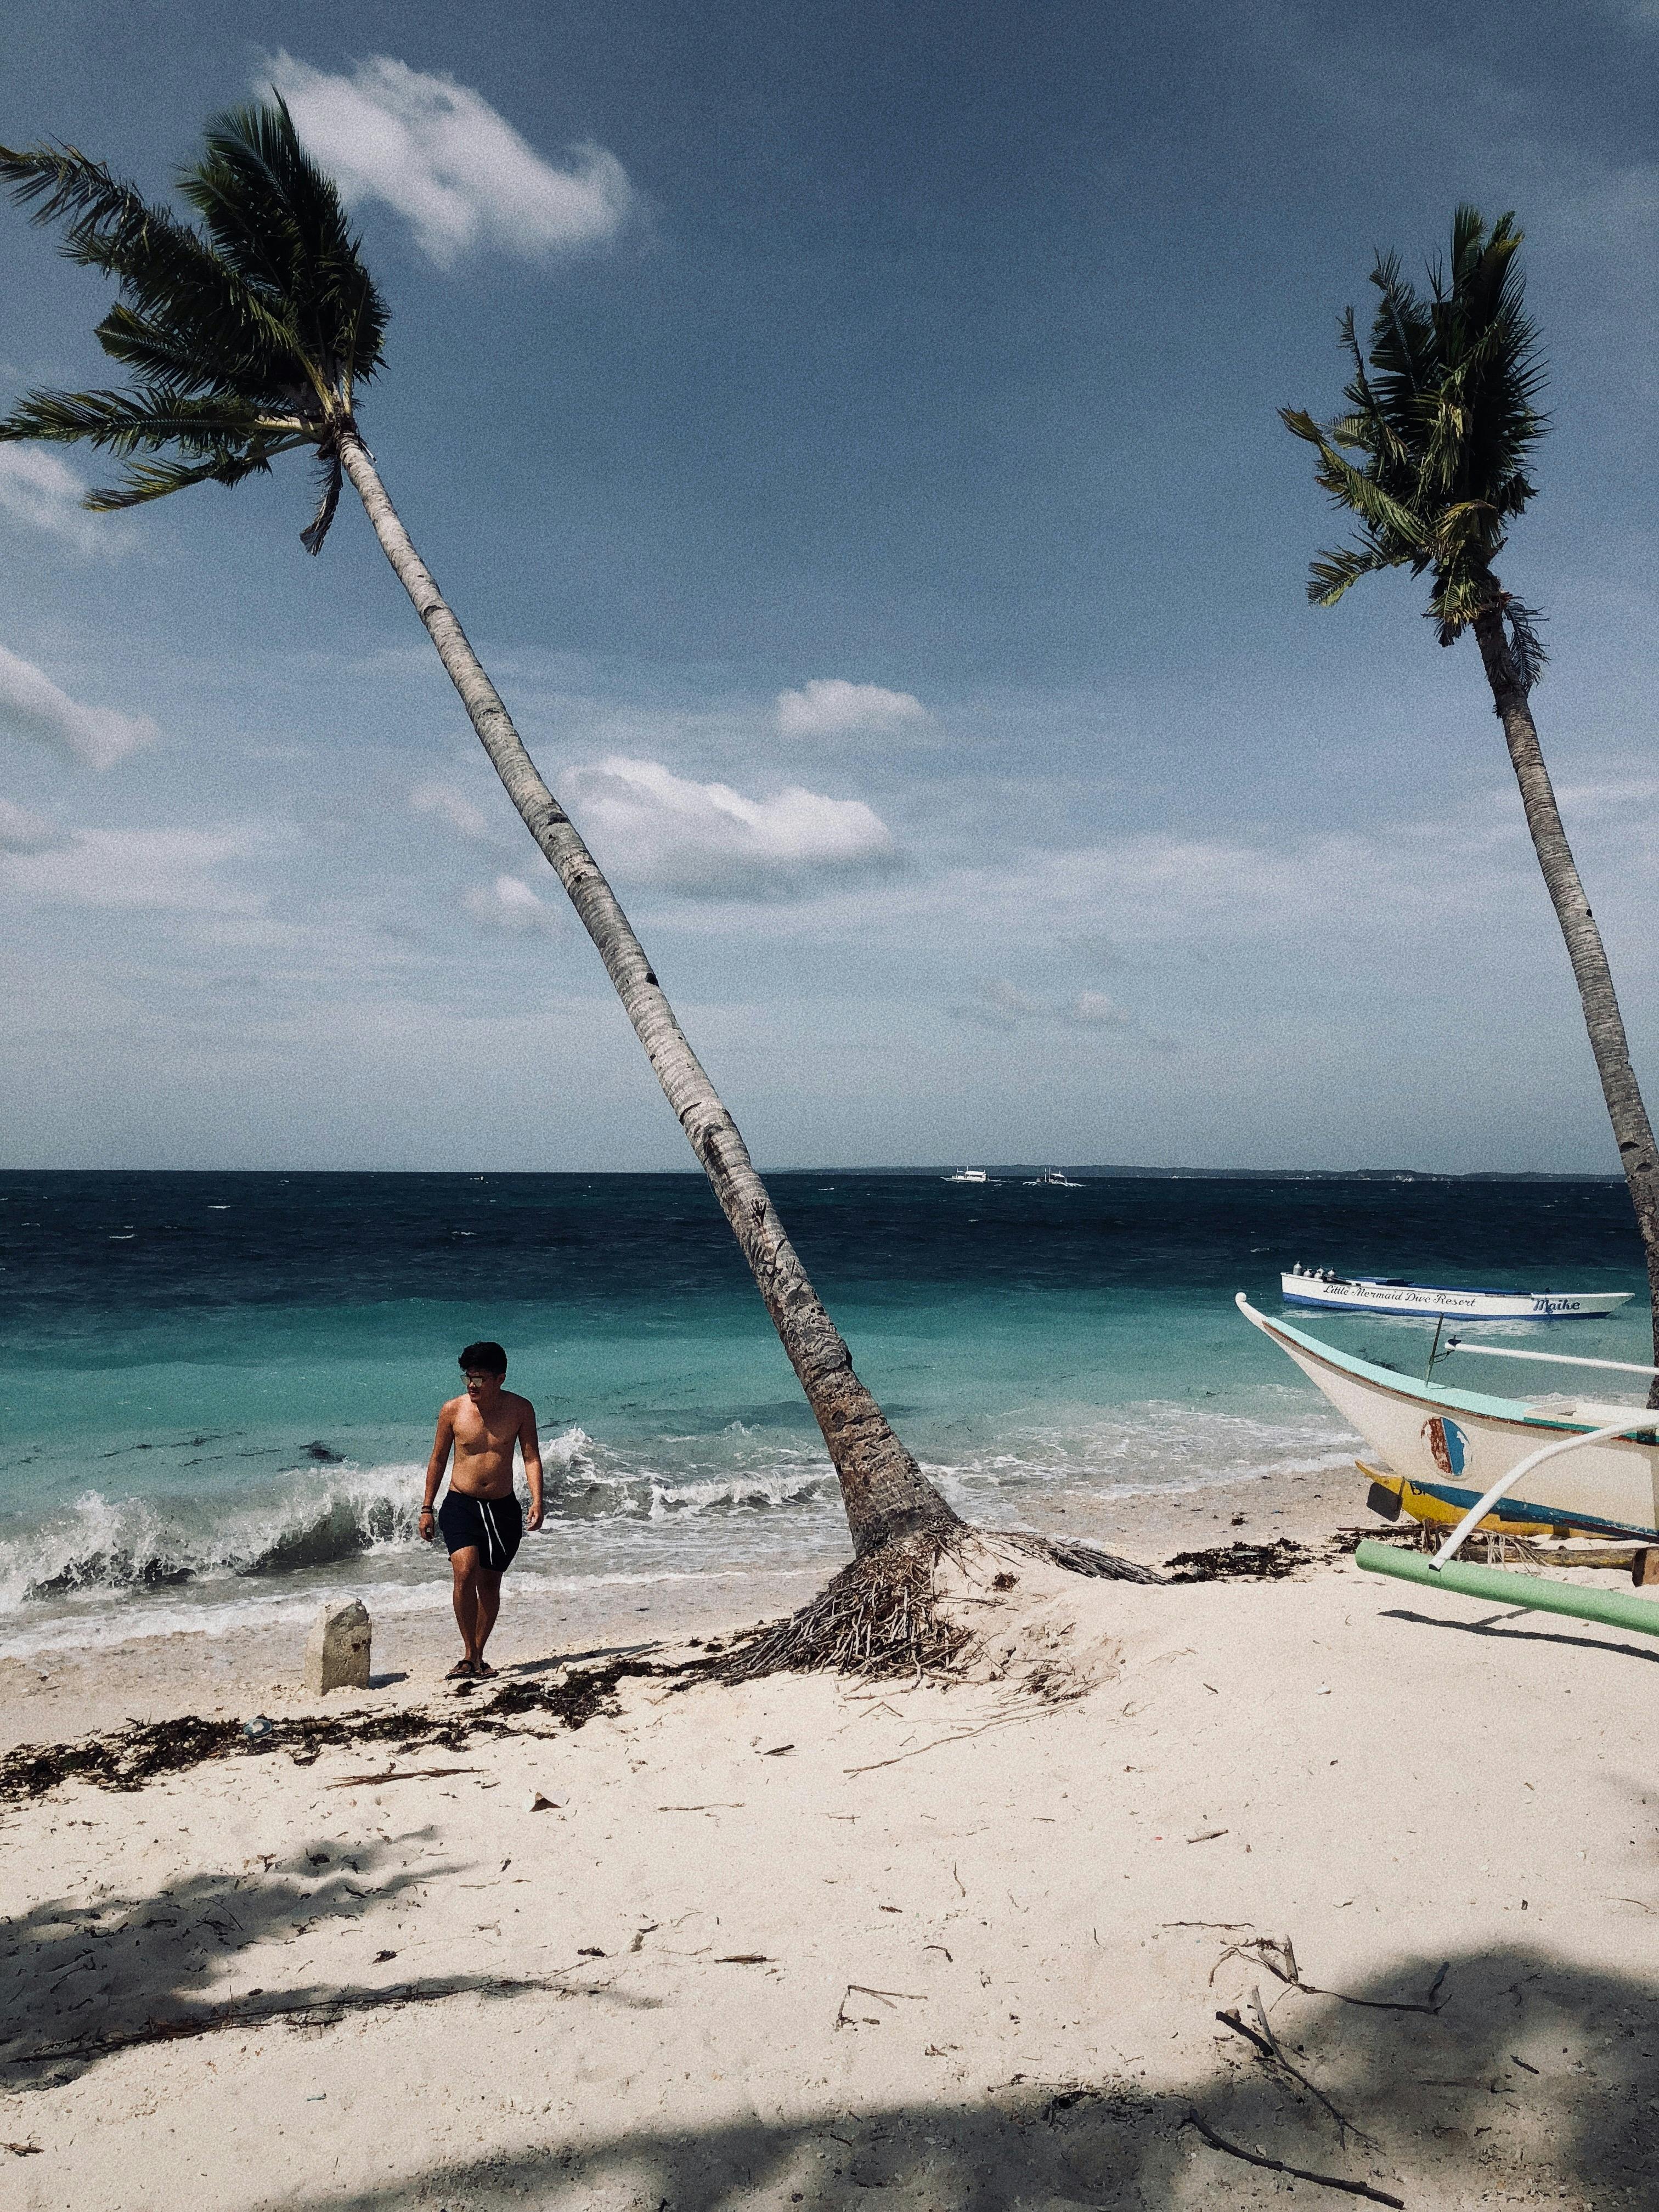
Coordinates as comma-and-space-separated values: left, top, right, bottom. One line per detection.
0, 1163, 1624, 1182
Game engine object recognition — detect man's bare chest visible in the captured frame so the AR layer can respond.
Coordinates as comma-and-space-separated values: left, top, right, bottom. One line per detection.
454, 1412, 517, 1456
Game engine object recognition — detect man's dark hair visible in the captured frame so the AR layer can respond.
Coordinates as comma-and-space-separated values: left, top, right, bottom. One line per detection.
459, 1340, 508, 1375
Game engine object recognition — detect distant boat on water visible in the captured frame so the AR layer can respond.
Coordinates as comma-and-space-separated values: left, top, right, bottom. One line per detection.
1280, 1265, 1631, 1323
1025, 1169, 1082, 1187
945, 1167, 989, 1184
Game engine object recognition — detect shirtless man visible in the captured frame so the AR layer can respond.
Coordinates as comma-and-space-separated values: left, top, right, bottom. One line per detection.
419, 1340, 544, 1679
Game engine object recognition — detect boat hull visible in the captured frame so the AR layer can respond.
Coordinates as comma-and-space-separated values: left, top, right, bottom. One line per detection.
1280, 1274, 1632, 1322
1239, 1295, 1659, 1541
1358, 1460, 1556, 1537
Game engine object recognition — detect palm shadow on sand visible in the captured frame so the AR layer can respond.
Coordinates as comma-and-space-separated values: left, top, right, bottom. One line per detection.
0, 1842, 650, 2090
77, 1939, 1659, 2208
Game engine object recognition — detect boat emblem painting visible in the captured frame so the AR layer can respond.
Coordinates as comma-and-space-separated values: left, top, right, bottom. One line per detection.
1423, 1416, 1468, 1477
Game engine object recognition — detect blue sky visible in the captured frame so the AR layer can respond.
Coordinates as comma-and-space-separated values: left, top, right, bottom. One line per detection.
2, 0, 1657, 1171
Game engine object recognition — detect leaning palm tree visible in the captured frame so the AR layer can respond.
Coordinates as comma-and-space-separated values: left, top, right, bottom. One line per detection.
0, 98, 965, 1575
1283, 207, 1659, 1392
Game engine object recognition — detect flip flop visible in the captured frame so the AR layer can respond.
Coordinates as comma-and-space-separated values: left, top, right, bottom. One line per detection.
475, 1660, 498, 1679
445, 1658, 477, 1680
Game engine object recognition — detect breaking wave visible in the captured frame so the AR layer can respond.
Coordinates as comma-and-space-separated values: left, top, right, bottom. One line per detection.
2, 1465, 428, 1607
0, 1400, 1356, 1622
0, 1426, 848, 1612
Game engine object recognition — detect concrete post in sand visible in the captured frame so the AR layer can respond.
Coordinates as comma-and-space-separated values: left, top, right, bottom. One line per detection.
303, 1598, 372, 1695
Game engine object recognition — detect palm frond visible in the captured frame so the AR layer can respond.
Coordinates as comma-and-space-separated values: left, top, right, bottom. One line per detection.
1307, 540, 1402, 606
91, 301, 305, 409
1279, 406, 1327, 447
1285, 204, 1549, 672
1306, 437, 1429, 551
0, 98, 387, 542
0, 139, 150, 244
0, 383, 300, 453
1428, 568, 1502, 642
299, 447, 343, 555
86, 446, 287, 510
183, 96, 388, 394
1504, 597, 1548, 689
0, 140, 293, 373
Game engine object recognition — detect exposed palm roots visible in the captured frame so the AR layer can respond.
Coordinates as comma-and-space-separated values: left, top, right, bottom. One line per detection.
707, 1525, 1161, 1684
1001, 1531, 1164, 1583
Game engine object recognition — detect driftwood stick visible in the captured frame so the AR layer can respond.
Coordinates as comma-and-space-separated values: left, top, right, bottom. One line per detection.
1215, 1934, 1450, 2015
1213, 1991, 1379, 2153
1250, 1984, 1379, 2152
324, 1766, 482, 1788
1216, 2006, 1275, 2061
844, 1711, 1029, 1776
1182, 2112, 1406, 2207
834, 1983, 927, 2029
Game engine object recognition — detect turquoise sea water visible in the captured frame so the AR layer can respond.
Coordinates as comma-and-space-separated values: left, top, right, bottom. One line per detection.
0, 1170, 1645, 1655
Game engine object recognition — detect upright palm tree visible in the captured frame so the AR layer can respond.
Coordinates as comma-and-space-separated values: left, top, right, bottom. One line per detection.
0, 97, 957, 1557
1283, 207, 1659, 1389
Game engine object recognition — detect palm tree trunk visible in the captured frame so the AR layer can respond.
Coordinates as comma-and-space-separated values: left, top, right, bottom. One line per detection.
336, 430, 958, 1552
1474, 607, 1659, 1401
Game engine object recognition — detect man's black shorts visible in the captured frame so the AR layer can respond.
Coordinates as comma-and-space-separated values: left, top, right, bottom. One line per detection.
437, 1491, 523, 1571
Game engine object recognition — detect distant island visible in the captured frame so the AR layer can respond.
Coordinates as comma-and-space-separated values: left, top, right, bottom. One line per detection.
910, 1165, 1623, 1182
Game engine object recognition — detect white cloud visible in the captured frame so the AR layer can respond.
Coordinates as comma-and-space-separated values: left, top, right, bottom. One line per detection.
462, 873, 560, 933
269, 53, 634, 267
411, 778, 495, 842
0, 450, 110, 555
1551, 775, 1659, 821
915, 788, 1625, 984
1070, 930, 1122, 969
1064, 990, 1130, 1028
949, 978, 1131, 1034
1, 827, 262, 911
950, 978, 1044, 1032
0, 644, 158, 769
0, 798, 63, 853
775, 678, 930, 740
563, 754, 897, 897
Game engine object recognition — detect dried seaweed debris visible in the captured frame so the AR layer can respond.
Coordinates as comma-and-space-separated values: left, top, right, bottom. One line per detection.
0, 1656, 679, 1804
1164, 1537, 1318, 1582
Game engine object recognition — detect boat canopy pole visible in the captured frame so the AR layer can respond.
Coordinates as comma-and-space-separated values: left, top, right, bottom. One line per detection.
1423, 1316, 1446, 1383
1445, 1339, 1659, 1381
1430, 1414, 1659, 1569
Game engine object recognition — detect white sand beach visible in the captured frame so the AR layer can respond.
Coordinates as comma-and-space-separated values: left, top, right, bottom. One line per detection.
2, 1500, 1655, 2210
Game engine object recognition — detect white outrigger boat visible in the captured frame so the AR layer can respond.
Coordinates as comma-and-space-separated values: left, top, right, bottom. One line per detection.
1239, 1293, 1659, 1543
1282, 1265, 1630, 1322
945, 1167, 989, 1184
1242, 1292, 1659, 1645
1025, 1168, 1082, 1187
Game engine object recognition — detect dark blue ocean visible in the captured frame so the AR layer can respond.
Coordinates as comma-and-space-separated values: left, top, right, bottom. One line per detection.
0, 1171, 1644, 1655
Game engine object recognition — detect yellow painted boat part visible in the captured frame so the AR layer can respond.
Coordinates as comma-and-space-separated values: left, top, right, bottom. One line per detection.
1357, 1461, 1554, 1537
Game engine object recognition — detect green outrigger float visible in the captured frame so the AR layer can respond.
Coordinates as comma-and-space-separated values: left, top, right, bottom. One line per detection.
1354, 1538, 1659, 1638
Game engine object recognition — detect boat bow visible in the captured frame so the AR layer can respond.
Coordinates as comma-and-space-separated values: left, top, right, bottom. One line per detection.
1235, 1291, 1659, 1543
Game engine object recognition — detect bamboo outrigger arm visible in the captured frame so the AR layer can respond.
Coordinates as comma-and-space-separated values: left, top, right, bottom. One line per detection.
1445, 1338, 1659, 1383
1429, 1414, 1659, 1568
1357, 1410, 1659, 1641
